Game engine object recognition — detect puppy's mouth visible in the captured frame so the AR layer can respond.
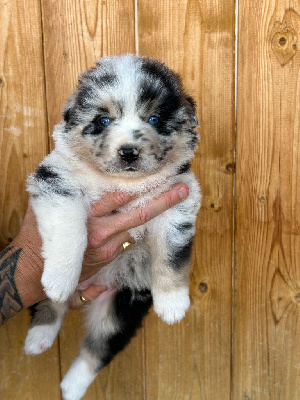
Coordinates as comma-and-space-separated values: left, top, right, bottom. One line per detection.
124, 166, 138, 172
118, 160, 143, 174
103, 161, 143, 175
103, 159, 157, 178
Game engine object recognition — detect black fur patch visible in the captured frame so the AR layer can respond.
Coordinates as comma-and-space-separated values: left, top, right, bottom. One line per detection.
185, 95, 197, 114
29, 299, 57, 326
177, 162, 191, 174
88, 73, 117, 88
35, 165, 73, 196
63, 107, 72, 123
140, 58, 181, 92
36, 165, 59, 181
102, 289, 152, 366
139, 81, 162, 106
169, 238, 193, 269
188, 130, 199, 150
176, 222, 193, 232
84, 288, 152, 371
82, 114, 111, 136
75, 87, 95, 112
82, 121, 105, 136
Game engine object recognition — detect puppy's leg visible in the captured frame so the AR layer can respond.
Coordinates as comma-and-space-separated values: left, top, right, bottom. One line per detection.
61, 288, 152, 400
32, 195, 88, 302
148, 208, 197, 325
24, 299, 68, 354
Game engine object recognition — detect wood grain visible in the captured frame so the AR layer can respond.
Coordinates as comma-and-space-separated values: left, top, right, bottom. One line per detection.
0, 312, 61, 400
138, 0, 235, 398
0, 0, 48, 248
0, 1, 60, 399
234, 2, 300, 399
41, 0, 136, 144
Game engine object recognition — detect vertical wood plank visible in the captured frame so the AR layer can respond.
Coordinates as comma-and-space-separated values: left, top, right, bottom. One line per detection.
0, 1, 61, 399
41, 0, 136, 139
0, 313, 61, 400
0, 0, 48, 248
138, 0, 235, 398
234, 2, 300, 399
40, 1, 141, 399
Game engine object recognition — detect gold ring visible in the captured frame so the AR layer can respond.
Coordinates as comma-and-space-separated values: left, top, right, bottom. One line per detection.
79, 292, 91, 305
122, 241, 133, 252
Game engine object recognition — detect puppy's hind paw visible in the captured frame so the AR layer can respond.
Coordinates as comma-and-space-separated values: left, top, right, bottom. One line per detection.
61, 358, 96, 400
153, 288, 190, 325
24, 325, 58, 355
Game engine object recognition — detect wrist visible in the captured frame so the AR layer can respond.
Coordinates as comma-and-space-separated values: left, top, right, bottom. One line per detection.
12, 235, 46, 308
11, 204, 46, 308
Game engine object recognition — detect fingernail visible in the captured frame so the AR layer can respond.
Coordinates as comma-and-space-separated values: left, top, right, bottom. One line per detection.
178, 186, 189, 200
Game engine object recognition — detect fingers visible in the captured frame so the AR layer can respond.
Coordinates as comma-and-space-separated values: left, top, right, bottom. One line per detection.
84, 230, 134, 265
90, 191, 136, 217
89, 183, 189, 247
69, 284, 108, 310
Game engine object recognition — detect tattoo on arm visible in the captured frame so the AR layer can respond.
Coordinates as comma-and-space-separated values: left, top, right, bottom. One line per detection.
0, 247, 24, 326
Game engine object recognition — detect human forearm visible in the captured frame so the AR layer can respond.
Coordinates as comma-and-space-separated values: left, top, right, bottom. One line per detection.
0, 208, 46, 326
0, 183, 189, 326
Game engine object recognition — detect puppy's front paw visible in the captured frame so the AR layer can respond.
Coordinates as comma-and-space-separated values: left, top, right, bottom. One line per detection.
41, 269, 76, 302
153, 288, 190, 324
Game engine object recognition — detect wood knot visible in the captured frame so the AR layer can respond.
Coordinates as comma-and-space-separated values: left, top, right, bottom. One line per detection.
271, 28, 297, 65
258, 195, 266, 203
198, 282, 208, 293
294, 293, 300, 303
278, 36, 287, 46
206, 199, 221, 211
225, 163, 236, 174
270, 9, 299, 66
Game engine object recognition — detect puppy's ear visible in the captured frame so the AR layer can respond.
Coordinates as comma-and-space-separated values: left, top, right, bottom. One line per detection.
63, 106, 72, 123
185, 95, 199, 128
63, 95, 76, 123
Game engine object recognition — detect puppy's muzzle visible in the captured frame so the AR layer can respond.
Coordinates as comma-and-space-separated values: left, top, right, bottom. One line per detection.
118, 146, 140, 164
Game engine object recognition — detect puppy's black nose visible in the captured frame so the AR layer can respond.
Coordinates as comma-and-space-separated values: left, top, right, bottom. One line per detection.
118, 147, 139, 164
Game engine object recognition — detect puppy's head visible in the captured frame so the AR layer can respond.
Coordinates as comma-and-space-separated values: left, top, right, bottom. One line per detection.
58, 55, 198, 178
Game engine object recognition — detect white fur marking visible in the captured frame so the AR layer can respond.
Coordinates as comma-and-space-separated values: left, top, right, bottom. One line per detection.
61, 357, 97, 400
24, 323, 60, 355
153, 287, 190, 325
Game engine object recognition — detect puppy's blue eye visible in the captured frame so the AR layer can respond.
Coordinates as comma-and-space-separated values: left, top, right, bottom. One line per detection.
148, 116, 160, 126
99, 117, 111, 126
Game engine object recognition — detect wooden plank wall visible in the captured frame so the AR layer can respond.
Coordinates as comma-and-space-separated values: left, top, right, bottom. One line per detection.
234, 1, 300, 399
0, 0, 299, 399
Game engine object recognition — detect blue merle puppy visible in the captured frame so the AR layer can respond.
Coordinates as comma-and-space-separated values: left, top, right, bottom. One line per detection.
24, 54, 201, 400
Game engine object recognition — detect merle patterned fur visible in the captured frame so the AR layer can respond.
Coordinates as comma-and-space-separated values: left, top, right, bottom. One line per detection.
24, 55, 201, 400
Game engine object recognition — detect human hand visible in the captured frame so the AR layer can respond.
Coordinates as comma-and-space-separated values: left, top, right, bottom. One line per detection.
10, 183, 189, 310
70, 182, 190, 308
69, 284, 108, 309
80, 182, 189, 282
